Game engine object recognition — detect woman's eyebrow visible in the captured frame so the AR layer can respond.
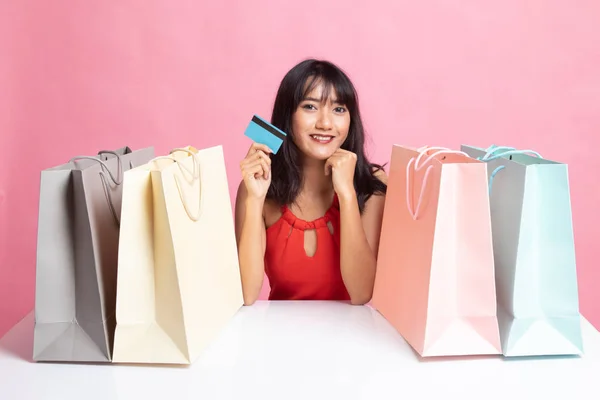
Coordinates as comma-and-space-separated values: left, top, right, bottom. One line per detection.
303, 96, 342, 105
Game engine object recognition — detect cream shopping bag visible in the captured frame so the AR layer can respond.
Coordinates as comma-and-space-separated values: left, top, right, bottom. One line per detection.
372, 145, 501, 357
112, 145, 244, 364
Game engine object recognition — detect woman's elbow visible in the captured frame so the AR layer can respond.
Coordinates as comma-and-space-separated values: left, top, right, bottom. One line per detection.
242, 288, 261, 306
242, 293, 258, 306
349, 291, 372, 305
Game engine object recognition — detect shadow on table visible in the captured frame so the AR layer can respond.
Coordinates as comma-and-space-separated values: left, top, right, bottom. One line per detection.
368, 307, 505, 364
388, 329, 580, 363
0, 313, 35, 363
0, 312, 191, 369
375, 316, 583, 364
408, 347, 503, 363
499, 354, 581, 362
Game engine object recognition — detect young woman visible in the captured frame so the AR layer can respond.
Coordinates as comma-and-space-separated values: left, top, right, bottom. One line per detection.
235, 59, 387, 305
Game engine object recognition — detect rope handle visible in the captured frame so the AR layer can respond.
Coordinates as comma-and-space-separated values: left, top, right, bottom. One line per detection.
150, 148, 203, 222
406, 146, 468, 220
70, 153, 123, 226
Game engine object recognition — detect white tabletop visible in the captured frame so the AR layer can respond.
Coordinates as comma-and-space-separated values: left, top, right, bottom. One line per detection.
1, 301, 599, 400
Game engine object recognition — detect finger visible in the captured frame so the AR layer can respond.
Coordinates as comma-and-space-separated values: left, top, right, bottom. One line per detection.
244, 159, 270, 179
247, 142, 273, 157
246, 157, 271, 170
242, 151, 261, 166
241, 150, 271, 169
257, 143, 274, 154
242, 164, 264, 180
241, 164, 258, 179
243, 159, 266, 173
327, 156, 340, 164
335, 149, 355, 160
331, 154, 347, 163
253, 150, 272, 165
257, 158, 270, 179
327, 154, 341, 164
324, 159, 332, 176
246, 142, 263, 157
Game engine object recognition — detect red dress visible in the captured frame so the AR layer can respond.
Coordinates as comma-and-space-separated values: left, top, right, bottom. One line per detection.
264, 195, 351, 301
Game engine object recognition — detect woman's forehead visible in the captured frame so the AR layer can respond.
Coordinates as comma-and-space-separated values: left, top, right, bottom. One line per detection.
302, 79, 340, 104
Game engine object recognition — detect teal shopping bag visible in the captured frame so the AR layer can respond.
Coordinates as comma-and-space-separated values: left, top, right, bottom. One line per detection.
460, 144, 583, 357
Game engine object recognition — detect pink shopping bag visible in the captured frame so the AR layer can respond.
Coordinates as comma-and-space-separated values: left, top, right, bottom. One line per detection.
372, 145, 501, 357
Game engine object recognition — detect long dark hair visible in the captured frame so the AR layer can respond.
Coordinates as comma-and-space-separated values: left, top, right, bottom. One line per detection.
267, 59, 386, 213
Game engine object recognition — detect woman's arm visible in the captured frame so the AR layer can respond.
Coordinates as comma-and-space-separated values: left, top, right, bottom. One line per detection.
234, 182, 267, 306
338, 170, 387, 305
235, 142, 272, 306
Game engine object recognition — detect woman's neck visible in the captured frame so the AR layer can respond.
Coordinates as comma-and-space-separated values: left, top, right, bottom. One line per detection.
301, 157, 333, 197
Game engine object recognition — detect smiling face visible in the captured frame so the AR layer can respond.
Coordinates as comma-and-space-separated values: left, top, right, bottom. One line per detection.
291, 80, 351, 161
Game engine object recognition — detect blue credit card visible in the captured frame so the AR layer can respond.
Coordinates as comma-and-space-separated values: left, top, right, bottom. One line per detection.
244, 115, 287, 153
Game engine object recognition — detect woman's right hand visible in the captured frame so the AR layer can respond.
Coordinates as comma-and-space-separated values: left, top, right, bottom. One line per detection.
240, 142, 273, 200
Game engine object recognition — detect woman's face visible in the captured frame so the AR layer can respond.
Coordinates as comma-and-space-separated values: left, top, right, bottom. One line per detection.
291, 82, 351, 161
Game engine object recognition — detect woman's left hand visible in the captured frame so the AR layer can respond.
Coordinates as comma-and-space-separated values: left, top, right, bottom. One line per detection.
325, 149, 357, 199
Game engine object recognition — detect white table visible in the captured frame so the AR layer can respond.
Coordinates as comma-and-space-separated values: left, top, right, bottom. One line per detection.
1, 301, 599, 399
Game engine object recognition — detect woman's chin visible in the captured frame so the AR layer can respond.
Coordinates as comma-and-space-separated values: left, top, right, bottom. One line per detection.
301, 145, 339, 161
304, 151, 335, 162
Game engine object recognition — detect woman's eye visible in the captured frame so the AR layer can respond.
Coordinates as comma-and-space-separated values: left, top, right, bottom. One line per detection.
302, 104, 317, 110
334, 107, 347, 113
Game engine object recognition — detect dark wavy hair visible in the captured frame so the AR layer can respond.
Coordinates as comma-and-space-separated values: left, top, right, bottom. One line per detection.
266, 59, 386, 213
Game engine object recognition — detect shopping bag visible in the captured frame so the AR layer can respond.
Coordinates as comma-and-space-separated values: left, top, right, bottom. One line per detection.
112, 145, 243, 365
33, 146, 155, 362
460, 144, 584, 357
372, 145, 501, 357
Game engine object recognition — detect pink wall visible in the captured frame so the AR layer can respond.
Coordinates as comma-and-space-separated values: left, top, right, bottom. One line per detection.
1, 1, 599, 338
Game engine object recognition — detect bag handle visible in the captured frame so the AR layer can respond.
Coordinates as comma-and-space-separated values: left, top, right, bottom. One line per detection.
70, 153, 123, 226
150, 148, 202, 222
479, 145, 542, 161
477, 146, 543, 193
480, 145, 517, 159
98, 149, 137, 169
406, 146, 468, 220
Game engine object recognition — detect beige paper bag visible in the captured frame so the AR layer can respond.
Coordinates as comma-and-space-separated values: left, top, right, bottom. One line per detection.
112, 145, 243, 364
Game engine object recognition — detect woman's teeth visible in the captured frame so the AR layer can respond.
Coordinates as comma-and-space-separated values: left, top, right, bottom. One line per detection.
310, 135, 333, 143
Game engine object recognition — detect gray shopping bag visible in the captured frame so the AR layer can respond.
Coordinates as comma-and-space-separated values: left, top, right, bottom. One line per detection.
33, 146, 154, 362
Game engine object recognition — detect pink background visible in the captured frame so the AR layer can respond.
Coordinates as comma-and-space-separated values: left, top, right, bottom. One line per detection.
1, 1, 599, 338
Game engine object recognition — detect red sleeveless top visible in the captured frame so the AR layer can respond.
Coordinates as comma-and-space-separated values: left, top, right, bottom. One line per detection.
264, 195, 351, 301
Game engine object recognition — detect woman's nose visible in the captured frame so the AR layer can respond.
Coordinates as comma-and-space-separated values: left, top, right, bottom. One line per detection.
315, 111, 333, 130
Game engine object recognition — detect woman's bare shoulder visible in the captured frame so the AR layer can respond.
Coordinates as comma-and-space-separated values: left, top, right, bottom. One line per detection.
372, 166, 388, 185
263, 198, 283, 228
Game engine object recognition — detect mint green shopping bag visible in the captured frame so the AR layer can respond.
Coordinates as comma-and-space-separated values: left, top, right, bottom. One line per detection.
460, 144, 583, 357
